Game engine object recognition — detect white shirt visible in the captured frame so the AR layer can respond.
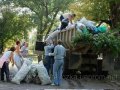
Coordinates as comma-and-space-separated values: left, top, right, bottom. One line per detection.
21, 46, 28, 57
62, 13, 72, 19
2, 51, 12, 61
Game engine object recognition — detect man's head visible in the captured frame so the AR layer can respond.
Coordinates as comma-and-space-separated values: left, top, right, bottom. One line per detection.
57, 39, 62, 45
10, 47, 16, 52
53, 40, 57, 46
44, 40, 49, 45
72, 14, 76, 18
69, 13, 76, 21
25, 42, 28, 47
16, 41, 20, 45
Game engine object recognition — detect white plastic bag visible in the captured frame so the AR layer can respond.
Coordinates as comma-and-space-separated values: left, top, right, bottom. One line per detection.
23, 58, 33, 66
30, 64, 37, 77
76, 22, 86, 28
76, 22, 86, 32
79, 17, 88, 24
11, 58, 32, 84
36, 61, 51, 85
85, 21, 95, 27
9, 63, 18, 79
79, 17, 96, 27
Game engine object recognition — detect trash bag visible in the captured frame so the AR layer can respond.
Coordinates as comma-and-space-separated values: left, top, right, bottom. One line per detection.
23, 58, 33, 66
79, 17, 88, 24
36, 61, 51, 85
79, 17, 95, 26
82, 27, 89, 34
29, 64, 37, 77
9, 63, 18, 79
76, 22, 87, 33
79, 17, 96, 31
24, 64, 37, 83
11, 58, 32, 84
97, 26, 107, 33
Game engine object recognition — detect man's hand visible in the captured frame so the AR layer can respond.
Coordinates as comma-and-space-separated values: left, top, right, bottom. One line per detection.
49, 53, 54, 56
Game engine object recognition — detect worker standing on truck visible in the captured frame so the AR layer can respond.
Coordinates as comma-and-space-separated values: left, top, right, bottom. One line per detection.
59, 13, 76, 30
50, 40, 66, 86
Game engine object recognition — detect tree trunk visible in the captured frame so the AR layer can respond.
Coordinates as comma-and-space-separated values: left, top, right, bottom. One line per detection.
0, 40, 4, 53
110, 1, 120, 28
44, 10, 59, 39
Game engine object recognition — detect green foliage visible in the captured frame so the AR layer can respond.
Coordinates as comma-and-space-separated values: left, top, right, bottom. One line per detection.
8, 0, 75, 40
69, 0, 110, 20
92, 32, 120, 55
72, 30, 120, 56
72, 32, 93, 46
69, 0, 120, 28
0, 9, 35, 51
90, 0, 110, 20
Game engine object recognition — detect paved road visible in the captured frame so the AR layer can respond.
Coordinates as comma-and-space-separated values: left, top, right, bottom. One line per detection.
0, 79, 120, 90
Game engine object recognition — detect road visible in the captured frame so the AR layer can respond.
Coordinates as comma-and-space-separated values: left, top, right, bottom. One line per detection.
0, 55, 120, 89
0, 78, 120, 90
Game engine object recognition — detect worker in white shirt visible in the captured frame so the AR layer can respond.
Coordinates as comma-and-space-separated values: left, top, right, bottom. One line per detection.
59, 13, 76, 30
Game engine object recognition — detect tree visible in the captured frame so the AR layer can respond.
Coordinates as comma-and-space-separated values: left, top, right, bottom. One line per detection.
5, 0, 75, 40
0, 8, 35, 51
109, 0, 120, 28
69, 0, 109, 20
69, 0, 120, 28
69, 0, 95, 20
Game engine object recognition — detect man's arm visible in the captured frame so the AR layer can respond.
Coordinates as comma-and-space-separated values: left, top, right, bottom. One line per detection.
10, 52, 15, 66
20, 46, 25, 53
54, 46, 58, 56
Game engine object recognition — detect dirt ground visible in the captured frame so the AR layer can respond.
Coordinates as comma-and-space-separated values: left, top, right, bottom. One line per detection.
0, 54, 120, 90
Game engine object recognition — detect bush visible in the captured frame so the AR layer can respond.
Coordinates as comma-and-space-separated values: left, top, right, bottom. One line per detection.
72, 29, 120, 56
72, 32, 93, 46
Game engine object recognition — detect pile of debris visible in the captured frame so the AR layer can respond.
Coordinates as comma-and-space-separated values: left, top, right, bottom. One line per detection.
10, 58, 51, 85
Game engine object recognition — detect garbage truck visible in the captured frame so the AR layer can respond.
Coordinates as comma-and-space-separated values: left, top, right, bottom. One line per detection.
35, 28, 108, 78
52, 28, 108, 78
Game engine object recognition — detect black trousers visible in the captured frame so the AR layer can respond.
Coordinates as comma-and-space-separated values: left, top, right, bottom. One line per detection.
50, 56, 54, 74
60, 15, 69, 30
1, 62, 10, 81
60, 15, 64, 21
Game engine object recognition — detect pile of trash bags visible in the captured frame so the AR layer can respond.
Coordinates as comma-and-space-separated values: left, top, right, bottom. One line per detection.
9, 58, 51, 85
76, 17, 108, 34
45, 17, 109, 44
